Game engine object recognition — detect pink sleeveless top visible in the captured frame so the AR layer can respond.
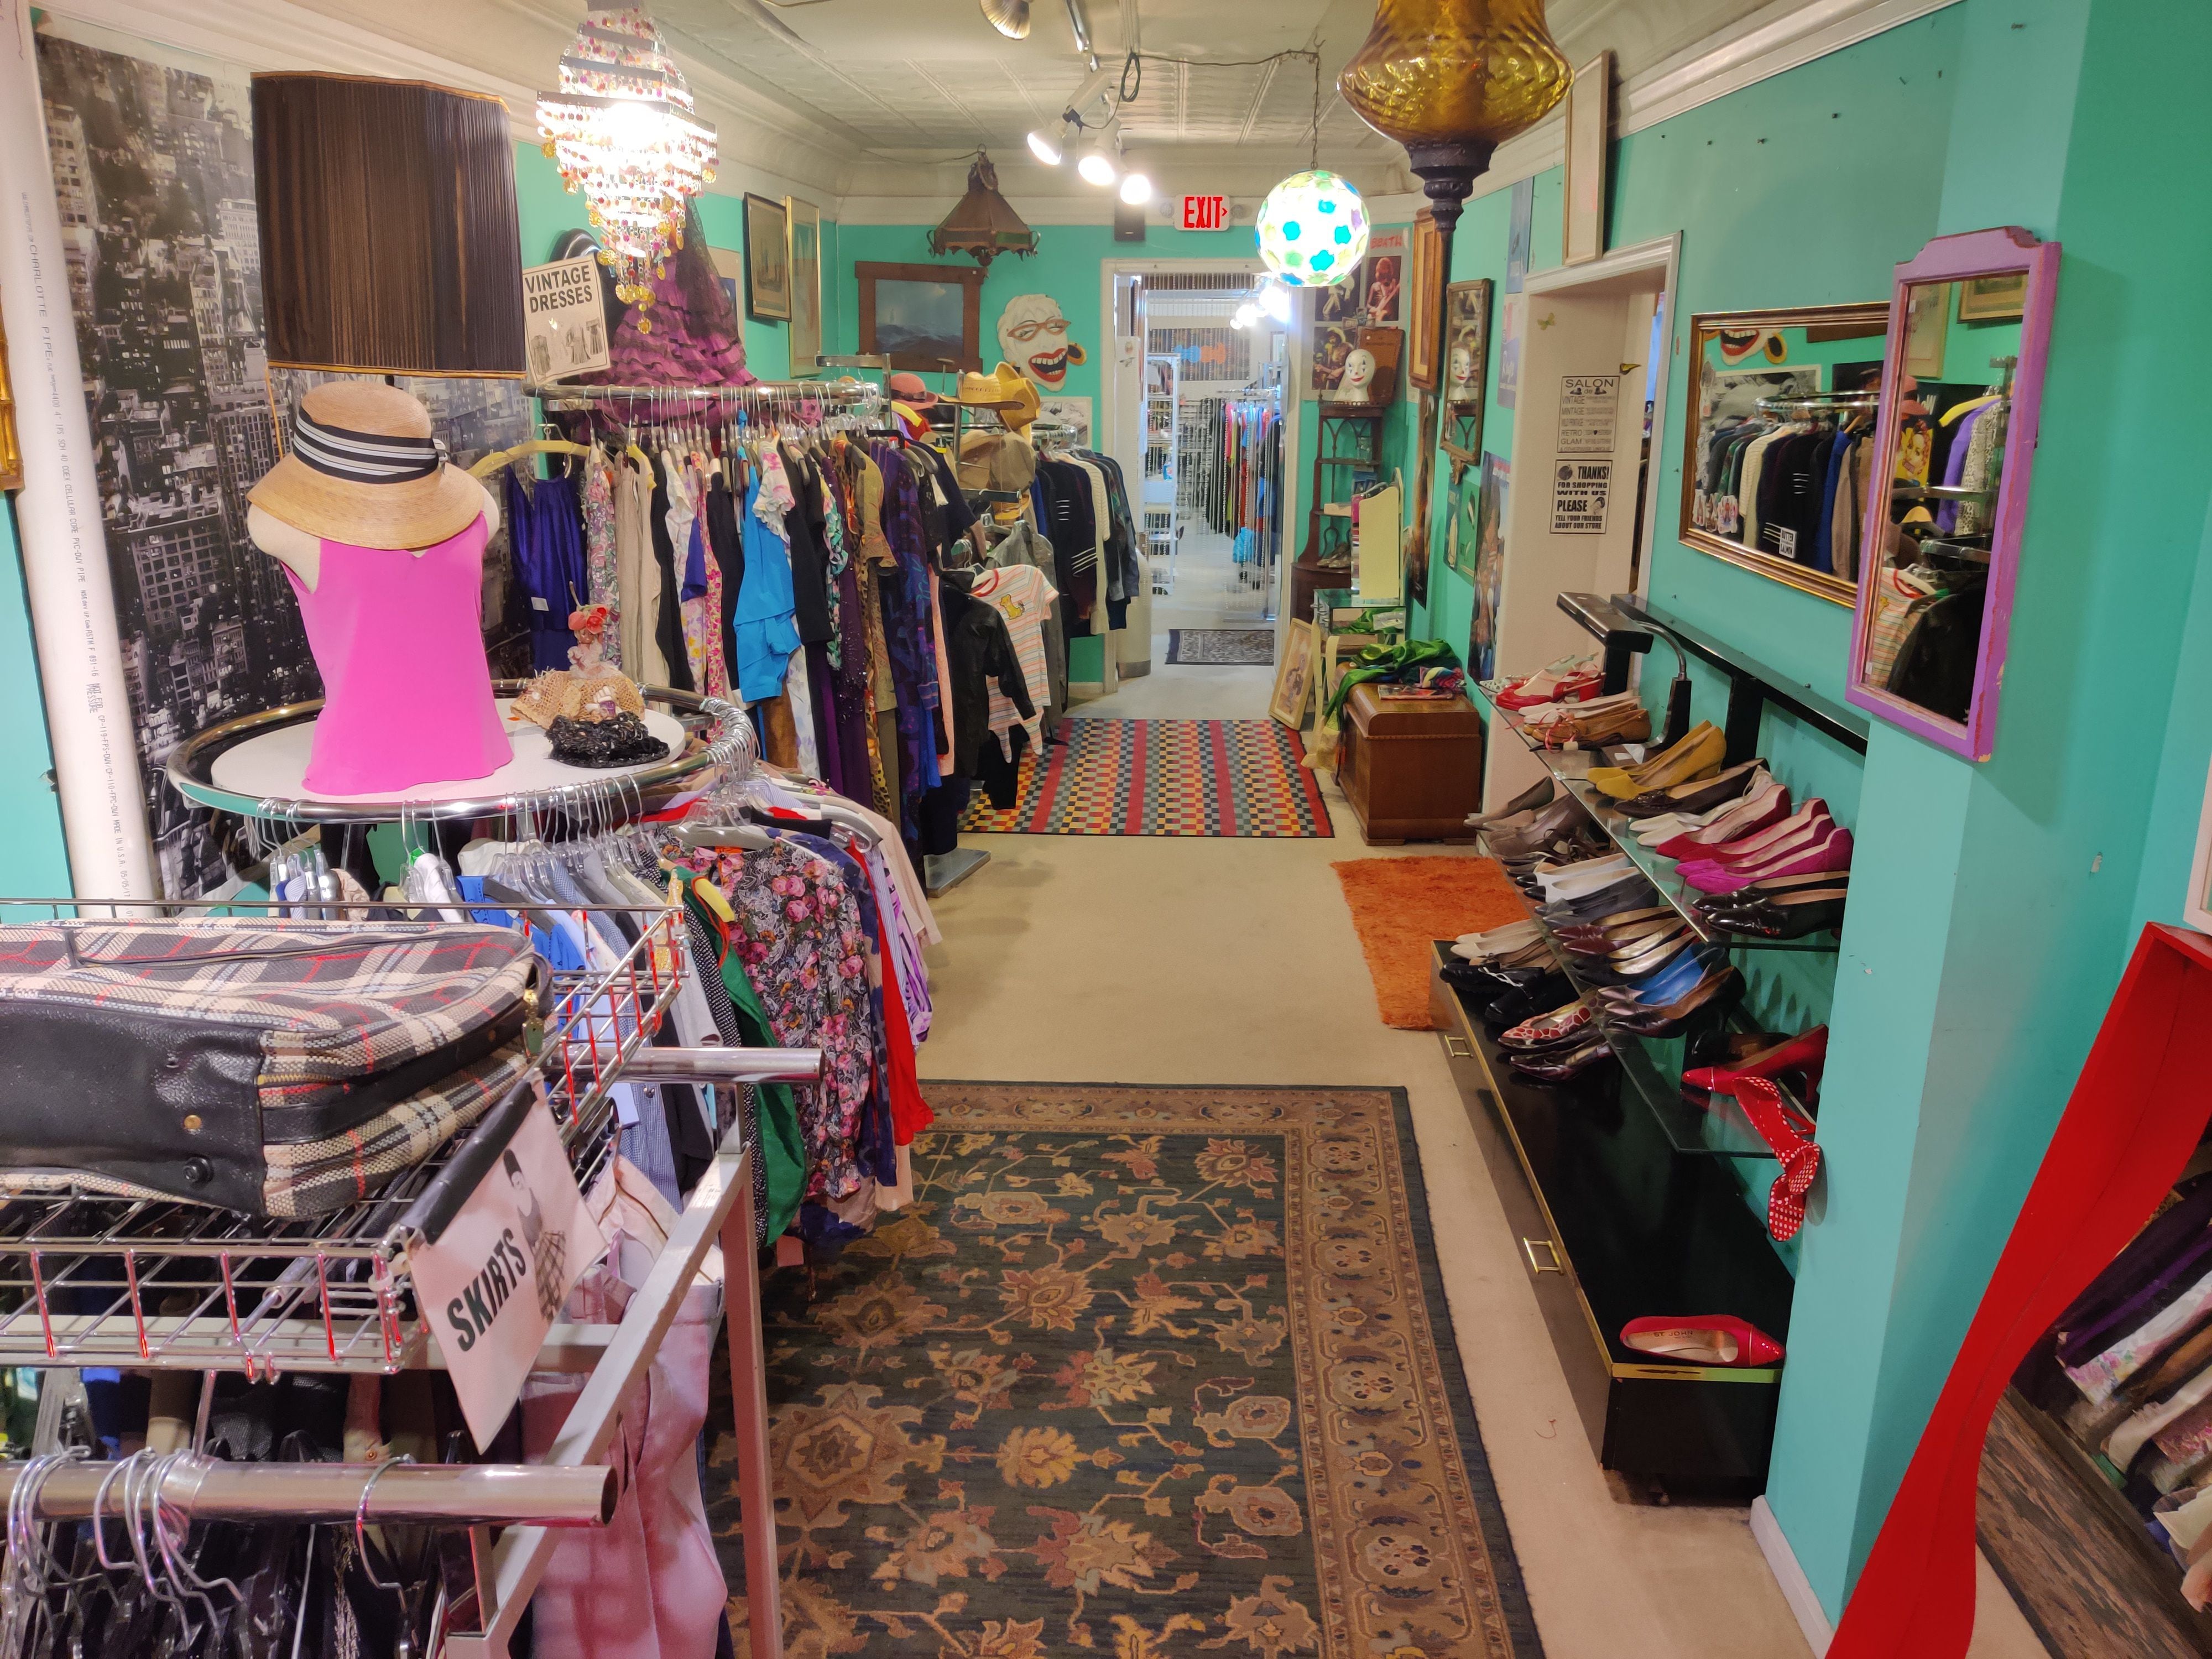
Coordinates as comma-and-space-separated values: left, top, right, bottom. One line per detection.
286, 515, 512, 794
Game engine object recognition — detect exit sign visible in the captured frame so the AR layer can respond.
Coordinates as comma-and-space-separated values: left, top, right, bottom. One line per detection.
1181, 195, 1228, 231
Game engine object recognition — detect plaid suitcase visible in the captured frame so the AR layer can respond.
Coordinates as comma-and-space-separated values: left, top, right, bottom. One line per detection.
0, 921, 538, 1217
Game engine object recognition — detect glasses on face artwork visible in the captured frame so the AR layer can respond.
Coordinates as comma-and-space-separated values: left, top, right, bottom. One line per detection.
1005, 316, 1070, 342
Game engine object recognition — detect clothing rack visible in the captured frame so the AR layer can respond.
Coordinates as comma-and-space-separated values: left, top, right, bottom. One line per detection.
166, 686, 753, 829
531, 379, 885, 411
1755, 390, 1877, 415
0, 1455, 615, 1527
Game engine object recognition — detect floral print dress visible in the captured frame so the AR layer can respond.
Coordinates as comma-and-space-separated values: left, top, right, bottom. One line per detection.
582, 448, 619, 667
692, 839, 874, 1200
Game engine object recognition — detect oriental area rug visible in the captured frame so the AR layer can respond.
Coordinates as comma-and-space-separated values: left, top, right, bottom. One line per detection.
708, 1082, 1540, 1659
957, 719, 1333, 838
1166, 629, 1279, 667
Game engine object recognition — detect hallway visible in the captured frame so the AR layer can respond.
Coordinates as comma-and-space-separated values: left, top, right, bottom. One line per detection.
915, 662, 2044, 1658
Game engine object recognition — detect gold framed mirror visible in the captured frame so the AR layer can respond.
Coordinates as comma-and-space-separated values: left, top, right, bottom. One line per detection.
0, 299, 20, 491
1678, 302, 1891, 605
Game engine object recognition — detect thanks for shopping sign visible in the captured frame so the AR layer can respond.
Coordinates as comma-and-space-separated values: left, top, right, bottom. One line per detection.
411, 1081, 606, 1449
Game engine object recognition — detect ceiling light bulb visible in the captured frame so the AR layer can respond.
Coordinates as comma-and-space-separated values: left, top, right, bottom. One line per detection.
1026, 127, 1063, 165
1233, 302, 1260, 330
1259, 281, 1292, 322
1076, 143, 1119, 186
1118, 171, 1151, 205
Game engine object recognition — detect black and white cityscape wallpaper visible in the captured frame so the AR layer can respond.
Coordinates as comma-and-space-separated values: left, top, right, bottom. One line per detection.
35, 29, 528, 896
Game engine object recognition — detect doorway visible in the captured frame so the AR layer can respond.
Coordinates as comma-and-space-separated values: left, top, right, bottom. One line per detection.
1483, 234, 1681, 808
1103, 261, 1300, 674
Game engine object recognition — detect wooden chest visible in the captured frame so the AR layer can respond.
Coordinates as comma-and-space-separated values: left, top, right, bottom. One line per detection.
1338, 684, 1485, 844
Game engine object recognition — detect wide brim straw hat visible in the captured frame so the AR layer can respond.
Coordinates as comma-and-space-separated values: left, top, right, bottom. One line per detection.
248, 380, 486, 549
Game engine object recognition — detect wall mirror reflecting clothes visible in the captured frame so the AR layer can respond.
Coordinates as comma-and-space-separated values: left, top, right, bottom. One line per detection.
1677, 303, 1891, 605
1846, 227, 2060, 762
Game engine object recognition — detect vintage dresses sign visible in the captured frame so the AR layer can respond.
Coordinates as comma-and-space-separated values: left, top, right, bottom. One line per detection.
522, 255, 612, 384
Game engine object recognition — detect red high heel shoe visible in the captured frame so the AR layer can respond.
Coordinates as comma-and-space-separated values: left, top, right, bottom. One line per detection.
1620, 1315, 1785, 1368
1682, 1025, 1828, 1110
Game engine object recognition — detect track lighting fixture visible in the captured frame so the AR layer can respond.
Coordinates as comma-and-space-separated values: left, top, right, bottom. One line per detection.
1075, 132, 1120, 186
980, 0, 1031, 39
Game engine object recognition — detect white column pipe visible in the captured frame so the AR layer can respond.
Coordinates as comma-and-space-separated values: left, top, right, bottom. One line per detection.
0, 1, 157, 900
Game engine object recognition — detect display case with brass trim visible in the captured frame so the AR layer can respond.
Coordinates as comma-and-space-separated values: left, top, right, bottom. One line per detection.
1428, 941, 1796, 1489
1678, 302, 1891, 606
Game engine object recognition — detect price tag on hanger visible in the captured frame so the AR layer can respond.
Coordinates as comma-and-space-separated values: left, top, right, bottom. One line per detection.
410, 1079, 607, 1450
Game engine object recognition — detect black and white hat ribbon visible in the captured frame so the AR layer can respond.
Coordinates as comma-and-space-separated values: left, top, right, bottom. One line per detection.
291, 404, 448, 484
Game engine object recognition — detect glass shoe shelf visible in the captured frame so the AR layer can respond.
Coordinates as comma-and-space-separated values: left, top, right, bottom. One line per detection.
1498, 895, 1809, 1161
1466, 682, 1827, 1162
1471, 680, 1841, 955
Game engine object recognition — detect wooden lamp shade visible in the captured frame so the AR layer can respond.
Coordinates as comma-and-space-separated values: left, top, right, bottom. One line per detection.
252, 74, 525, 377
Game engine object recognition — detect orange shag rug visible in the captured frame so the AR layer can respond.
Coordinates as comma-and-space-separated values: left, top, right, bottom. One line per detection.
1332, 855, 1527, 1029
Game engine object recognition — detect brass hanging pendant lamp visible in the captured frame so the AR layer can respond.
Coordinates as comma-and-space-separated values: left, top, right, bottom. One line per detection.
1337, 0, 1571, 610
929, 152, 1040, 267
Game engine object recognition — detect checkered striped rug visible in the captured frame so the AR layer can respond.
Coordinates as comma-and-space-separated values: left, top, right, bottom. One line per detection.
957, 717, 1334, 837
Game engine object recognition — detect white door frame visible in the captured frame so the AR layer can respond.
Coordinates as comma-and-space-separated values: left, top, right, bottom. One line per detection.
1098, 257, 1302, 640
1521, 232, 1682, 604
1485, 233, 1681, 808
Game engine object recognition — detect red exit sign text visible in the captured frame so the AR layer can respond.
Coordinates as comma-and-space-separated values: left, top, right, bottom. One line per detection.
1180, 195, 1228, 232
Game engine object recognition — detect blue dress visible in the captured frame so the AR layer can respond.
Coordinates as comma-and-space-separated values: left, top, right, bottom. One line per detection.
734, 478, 801, 701
504, 468, 588, 670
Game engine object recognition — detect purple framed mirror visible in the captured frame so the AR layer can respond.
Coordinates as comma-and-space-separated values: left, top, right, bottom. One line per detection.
1845, 227, 2060, 760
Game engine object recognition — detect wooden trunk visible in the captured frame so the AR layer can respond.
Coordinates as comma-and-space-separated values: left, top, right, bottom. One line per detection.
1339, 684, 1485, 844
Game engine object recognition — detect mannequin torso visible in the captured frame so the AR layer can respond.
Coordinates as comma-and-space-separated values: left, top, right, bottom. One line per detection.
247, 481, 501, 590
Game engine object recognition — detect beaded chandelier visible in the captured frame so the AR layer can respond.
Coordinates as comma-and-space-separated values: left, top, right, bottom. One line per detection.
536, 8, 718, 330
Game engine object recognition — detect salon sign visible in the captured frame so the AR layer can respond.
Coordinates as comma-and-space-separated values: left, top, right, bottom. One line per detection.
410, 1081, 606, 1449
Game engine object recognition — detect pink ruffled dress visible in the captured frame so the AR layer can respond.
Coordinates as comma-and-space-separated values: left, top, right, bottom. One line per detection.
285, 514, 512, 794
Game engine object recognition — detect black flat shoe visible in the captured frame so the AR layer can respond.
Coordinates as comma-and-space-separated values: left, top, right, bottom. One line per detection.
1613, 758, 1768, 820
1507, 1036, 1617, 1082
1703, 891, 1848, 940
1441, 959, 1548, 999
1486, 973, 1577, 1030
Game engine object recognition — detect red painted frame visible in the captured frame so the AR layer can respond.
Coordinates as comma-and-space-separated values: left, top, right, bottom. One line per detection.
1831, 922, 2212, 1655
1845, 227, 2062, 763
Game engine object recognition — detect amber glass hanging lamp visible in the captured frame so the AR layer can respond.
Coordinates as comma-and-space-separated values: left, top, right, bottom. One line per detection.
1337, 0, 1570, 232
1338, 0, 1569, 609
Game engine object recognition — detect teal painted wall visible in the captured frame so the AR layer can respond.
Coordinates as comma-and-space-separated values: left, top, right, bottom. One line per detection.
0, 502, 74, 896
1400, 0, 2212, 1622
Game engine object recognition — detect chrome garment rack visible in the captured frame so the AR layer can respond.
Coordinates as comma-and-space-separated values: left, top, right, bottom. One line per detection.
4, 692, 813, 1655
166, 685, 752, 830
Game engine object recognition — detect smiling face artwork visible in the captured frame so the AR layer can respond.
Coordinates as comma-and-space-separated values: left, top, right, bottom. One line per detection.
998, 293, 1088, 391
